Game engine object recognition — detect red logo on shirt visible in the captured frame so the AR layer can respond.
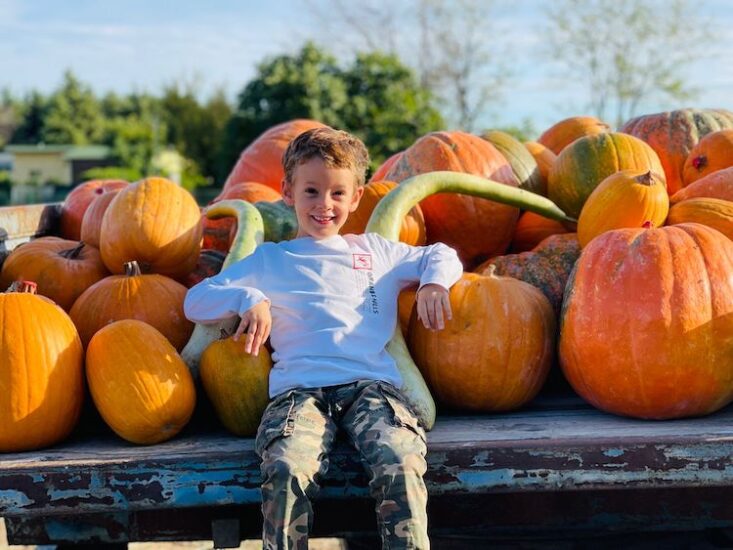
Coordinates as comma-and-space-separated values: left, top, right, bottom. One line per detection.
352, 253, 372, 270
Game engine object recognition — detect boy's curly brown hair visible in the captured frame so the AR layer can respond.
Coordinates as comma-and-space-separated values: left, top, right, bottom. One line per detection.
282, 127, 370, 187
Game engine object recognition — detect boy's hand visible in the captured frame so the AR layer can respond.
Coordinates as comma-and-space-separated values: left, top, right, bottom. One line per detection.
416, 283, 452, 331
233, 301, 271, 356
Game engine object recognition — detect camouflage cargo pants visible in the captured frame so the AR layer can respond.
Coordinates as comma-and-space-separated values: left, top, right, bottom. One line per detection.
255, 380, 429, 550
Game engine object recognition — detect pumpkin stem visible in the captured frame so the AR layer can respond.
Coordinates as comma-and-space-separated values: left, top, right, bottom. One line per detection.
692, 155, 707, 171
484, 264, 498, 278
7, 280, 37, 294
58, 241, 86, 259
642, 220, 655, 229
124, 261, 143, 277
634, 171, 654, 186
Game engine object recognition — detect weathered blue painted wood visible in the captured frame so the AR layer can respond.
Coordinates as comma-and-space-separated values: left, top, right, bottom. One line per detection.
3, 402, 733, 517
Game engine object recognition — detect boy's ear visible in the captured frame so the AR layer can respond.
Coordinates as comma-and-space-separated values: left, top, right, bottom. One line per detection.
349, 185, 365, 213
282, 179, 294, 206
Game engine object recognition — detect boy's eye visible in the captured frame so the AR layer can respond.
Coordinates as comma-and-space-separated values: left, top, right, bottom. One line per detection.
304, 187, 318, 195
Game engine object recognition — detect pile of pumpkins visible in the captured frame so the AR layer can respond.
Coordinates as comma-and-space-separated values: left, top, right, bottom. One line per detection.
2, 109, 733, 453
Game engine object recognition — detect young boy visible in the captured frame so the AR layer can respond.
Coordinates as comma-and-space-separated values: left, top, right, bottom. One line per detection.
184, 127, 462, 549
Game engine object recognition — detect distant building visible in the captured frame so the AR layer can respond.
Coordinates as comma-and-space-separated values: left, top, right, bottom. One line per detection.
0, 152, 11, 172
5, 144, 113, 186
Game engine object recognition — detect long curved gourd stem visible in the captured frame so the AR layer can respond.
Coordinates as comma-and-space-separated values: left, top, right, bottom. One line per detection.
366, 171, 575, 430
181, 200, 265, 379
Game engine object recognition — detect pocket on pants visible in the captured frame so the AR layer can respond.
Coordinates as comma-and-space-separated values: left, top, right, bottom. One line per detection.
377, 383, 427, 445
255, 391, 296, 457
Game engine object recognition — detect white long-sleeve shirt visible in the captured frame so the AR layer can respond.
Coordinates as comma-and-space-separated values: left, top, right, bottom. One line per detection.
184, 233, 463, 397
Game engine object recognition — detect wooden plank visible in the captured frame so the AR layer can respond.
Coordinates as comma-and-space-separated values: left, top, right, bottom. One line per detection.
3, 403, 733, 517
0, 202, 61, 259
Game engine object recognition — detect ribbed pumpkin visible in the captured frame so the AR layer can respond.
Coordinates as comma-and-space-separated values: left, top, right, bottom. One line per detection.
203, 182, 282, 252
60, 179, 129, 240
482, 130, 544, 195
0, 283, 84, 452
682, 129, 733, 187
577, 170, 669, 248
69, 261, 193, 350
80, 190, 120, 249
620, 108, 733, 195
398, 284, 419, 337
100, 177, 202, 279
670, 166, 733, 204
523, 141, 556, 194
560, 223, 733, 419
385, 131, 521, 267
409, 272, 555, 412
510, 211, 569, 253
339, 180, 426, 245
548, 132, 665, 219
222, 119, 326, 194
369, 151, 403, 183
667, 198, 733, 240
86, 319, 196, 444
537, 116, 611, 155
200, 336, 271, 436
0, 237, 109, 311
475, 233, 581, 316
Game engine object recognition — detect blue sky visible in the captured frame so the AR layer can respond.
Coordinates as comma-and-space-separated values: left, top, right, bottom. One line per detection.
2, 0, 732, 134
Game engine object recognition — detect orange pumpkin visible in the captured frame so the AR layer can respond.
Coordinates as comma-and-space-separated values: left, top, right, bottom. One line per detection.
0, 237, 109, 310
666, 198, 733, 240
222, 119, 325, 194
670, 166, 733, 204
340, 180, 426, 245
80, 190, 120, 249
548, 132, 665, 219
409, 272, 555, 412
385, 131, 520, 267
369, 151, 403, 183
620, 108, 733, 195
100, 177, 202, 279
682, 129, 733, 186
86, 319, 196, 445
398, 284, 419, 337
69, 261, 193, 350
60, 179, 129, 240
537, 116, 611, 155
0, 283, 84, 452
560, 223, 733, 419
200, 336, 272, 436
577, 170, 669, 248
510, 211, 569, 253
523, 141, 556, 193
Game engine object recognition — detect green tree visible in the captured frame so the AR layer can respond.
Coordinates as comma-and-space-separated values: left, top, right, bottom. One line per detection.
222, 42, 348, 172
545, 0, 706, 127
10, 91, 48, 145
341, 52, 443, 169
42, 70, 104, 144
222, 42, 443, 175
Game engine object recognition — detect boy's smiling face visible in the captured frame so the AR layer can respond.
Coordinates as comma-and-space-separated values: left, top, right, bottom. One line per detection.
283, 157, 364, 240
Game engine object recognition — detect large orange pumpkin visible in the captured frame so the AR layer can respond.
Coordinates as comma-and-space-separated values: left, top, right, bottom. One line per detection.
670, 166, 733, 204
577, 170, 669, 248
0, 283, 84, 452
537, 116, 611, 155
60, 179, 129, 240
69, 261, 193, 350
200, 336, 272, 436
682, 129, 733, 186
548, 132, 665, 219
510, 211, 569, 253
409, 272, 555, 412
339, 180, 426, 245
100, 177, 202, 279
222, 119, 326, 194
86, 319, 196, 445
79, 190, 121, 249
620, 108, 733, 195
559, 223, 733, 419
369, 151, 403, 183
0, 237, 109, 311
666, 198, 733, 241
385, 131, 520, 267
